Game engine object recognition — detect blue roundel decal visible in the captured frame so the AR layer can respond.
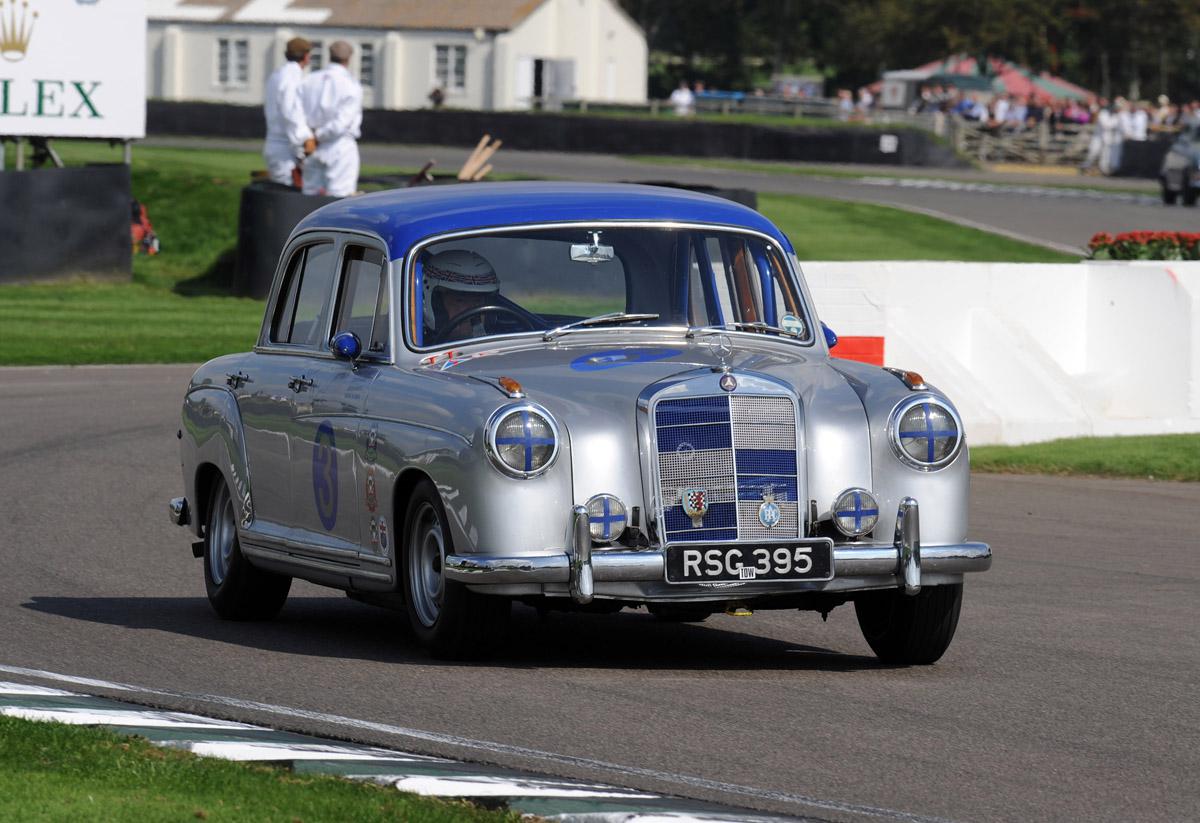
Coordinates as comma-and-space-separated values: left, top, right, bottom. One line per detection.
312, 421, 338, 530
570, 348, 682, 371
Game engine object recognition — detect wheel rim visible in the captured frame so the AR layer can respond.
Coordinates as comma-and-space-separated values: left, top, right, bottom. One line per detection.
407, 501, 445, 629
208, 484, 236, 586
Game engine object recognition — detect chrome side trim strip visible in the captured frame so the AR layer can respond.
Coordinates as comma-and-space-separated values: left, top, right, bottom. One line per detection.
241, 542, 394, 583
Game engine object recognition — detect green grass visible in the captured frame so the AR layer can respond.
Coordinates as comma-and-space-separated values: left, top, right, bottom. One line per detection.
0, 141, 1073, 365
758, 193, 1077, 262
631, 154, 1159, 195
0, 714, 514, 822
971, 434, 1200, 482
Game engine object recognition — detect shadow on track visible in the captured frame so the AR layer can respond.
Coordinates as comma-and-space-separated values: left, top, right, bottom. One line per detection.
23, 596, 886, 672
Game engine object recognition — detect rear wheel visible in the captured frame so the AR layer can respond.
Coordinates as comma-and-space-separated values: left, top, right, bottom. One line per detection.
203, 476, 291, 620
402, 480, 510, 659
1161, 183, 1178, 205
854, 583, 962, 665
1183, 186, 1198, 206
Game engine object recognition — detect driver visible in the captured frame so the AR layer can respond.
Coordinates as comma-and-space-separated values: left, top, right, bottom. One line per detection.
421, 249, 502, 342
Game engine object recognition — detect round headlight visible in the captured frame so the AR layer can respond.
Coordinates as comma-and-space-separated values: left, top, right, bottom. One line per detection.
486, 404, 559, 478
890, 397, 963, 470
832, 488, 879, 537
585, 494, 626, 543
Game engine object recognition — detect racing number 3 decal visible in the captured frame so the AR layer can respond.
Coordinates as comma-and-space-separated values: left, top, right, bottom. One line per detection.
312, 421, 338, 530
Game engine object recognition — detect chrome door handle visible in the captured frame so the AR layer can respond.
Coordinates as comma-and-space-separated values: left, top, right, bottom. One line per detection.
225, 371, 251, 389
288, 375, 315, 393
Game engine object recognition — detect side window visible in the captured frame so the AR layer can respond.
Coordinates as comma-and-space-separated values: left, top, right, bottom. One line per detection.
332, 245, 389, 356
269, 242, 336, 347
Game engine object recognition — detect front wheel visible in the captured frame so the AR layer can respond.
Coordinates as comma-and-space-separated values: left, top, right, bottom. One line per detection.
854, 583, 963, 665
402, 480, 510, 659
203, 476, 291, 620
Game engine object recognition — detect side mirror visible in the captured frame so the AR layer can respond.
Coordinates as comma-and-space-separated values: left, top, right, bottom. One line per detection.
330, 330, 362, 361
822, 322, 838, 350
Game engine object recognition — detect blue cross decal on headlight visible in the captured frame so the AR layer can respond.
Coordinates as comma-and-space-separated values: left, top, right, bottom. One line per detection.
588, 496, 626, 539
835, 490, 879, 532
899, 402, 956, 462
495, 411, 555, 471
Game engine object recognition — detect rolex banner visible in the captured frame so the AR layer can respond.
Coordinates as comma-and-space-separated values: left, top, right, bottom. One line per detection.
1, 0, 146, 139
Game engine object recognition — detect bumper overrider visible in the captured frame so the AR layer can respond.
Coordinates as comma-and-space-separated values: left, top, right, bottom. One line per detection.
445, 498, 991, 604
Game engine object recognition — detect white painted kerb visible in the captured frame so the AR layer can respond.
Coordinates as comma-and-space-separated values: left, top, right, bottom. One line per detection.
805, 260, 1200, 445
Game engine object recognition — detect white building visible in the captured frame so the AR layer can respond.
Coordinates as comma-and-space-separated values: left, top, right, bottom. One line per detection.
146, 0, 647, 112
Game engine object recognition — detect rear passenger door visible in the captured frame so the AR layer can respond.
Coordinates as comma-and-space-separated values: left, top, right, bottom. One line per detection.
290, 238, 391, 558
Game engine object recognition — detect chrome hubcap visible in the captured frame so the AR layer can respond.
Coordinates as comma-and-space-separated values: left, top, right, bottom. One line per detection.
408, 502, 445, 628
208, 485, 236, 586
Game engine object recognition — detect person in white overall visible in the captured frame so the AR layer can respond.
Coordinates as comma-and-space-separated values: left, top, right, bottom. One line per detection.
262, 37, 314, 186
301, 41, 363, 197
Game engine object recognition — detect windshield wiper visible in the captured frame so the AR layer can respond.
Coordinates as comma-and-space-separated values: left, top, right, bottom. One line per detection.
687, 321, 805, 340
543, 312, 660, 342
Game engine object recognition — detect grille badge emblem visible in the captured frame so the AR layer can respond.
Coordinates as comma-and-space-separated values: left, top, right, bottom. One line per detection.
680, 487, 709, 528
719, 373, 737, 392
758, 489, 781, 529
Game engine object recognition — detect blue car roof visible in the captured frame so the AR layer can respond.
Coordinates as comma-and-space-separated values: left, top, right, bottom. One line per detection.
292, 181, 794, 257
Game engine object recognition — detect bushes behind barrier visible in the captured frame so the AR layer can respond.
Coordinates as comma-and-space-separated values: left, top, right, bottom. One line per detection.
1089, 231, 1200, 260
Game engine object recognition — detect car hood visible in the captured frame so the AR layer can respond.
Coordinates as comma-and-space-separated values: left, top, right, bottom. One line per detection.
418, 337, 871, 508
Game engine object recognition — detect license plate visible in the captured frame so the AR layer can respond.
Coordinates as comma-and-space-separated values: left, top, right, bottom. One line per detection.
664, 540, 834, 584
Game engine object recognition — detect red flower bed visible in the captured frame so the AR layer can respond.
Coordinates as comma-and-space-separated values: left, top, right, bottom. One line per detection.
1088, 231, 1200, 260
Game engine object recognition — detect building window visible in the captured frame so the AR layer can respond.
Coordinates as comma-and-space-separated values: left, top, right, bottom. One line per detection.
309, 40, 324, 71
434, 44, 466, 92
360, 42, 375, 87
216, 38, 249, 86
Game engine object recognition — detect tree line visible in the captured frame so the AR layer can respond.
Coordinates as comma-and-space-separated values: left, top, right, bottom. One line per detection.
618, 0, 1200, 102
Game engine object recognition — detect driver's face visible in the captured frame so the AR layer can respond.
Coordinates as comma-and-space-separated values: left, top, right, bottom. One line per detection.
438, 288, 493, 338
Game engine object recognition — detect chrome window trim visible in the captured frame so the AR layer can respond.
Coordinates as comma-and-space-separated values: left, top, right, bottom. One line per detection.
887, 395, 965, 471
397, 221, 817, 355
485, 402, 561, 479
256, 228, 395, 365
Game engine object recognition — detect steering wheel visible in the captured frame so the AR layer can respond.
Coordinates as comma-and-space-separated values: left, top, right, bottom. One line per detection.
428, 305, 539, 345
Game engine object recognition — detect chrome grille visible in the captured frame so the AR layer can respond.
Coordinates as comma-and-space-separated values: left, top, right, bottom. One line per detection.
655, 393, 801, 543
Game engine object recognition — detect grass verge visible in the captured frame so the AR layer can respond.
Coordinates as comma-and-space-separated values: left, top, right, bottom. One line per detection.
970, 434, 1200, 482
0, 714, 514, 823
0, 142, 1072, 365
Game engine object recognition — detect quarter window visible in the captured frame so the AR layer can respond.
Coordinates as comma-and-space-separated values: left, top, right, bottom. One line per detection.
332, 245, 389, 356
270, 242, 336, 347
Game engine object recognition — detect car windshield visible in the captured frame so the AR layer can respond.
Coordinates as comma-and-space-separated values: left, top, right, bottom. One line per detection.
408, 225, 810, 348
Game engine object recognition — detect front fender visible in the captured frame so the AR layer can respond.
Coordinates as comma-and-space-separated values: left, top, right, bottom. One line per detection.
182, 386, 254, 536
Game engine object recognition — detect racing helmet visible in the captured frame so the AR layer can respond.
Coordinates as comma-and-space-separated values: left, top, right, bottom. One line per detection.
421, 249, 501, 329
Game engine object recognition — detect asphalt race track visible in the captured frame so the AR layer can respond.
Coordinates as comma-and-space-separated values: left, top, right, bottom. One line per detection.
1, 365, 1197, 822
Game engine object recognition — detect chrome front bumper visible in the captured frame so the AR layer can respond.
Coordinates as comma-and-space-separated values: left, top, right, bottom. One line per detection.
445, 499, 991, 603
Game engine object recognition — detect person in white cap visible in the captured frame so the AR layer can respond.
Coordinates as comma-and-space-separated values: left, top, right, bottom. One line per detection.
262, 37, 315, 186
422, 249, 503, 342
301, 40, 363, 197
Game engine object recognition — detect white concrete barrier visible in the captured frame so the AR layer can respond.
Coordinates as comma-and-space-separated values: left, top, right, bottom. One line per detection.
804, 261, 1200, 445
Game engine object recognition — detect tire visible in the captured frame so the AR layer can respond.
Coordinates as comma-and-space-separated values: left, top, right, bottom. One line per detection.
1183, 186, 1198, 206
648, 604, 712, 623
1161, 184, 1178, 205
854, 583, 963, 665
402, 479, 510, 659
203, 476, 291, 620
